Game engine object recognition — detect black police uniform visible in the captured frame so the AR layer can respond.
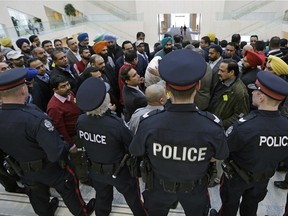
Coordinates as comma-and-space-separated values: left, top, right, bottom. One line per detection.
218, 71, 288, 216
76, 77, 147, 216
129, 50, 229, 216
0, 68, 93, 216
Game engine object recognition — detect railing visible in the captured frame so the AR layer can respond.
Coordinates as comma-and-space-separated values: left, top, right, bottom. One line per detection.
88, 0, 140, 21
1, 13, 142, 43
230, 0, 275, 19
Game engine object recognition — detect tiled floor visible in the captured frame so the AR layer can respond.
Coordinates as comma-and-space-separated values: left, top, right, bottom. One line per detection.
0, 171, 286, 215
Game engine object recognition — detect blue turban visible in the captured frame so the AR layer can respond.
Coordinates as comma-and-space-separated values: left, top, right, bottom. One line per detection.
25, 68, 38, 82
77, 33, 89, 42
104, 34, 117, 42
16, 38, 30, 49
161, 37, 173, 46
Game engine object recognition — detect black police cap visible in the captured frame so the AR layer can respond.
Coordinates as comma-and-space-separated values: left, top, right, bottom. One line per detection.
248, 71, 288, 101
0, 68, 27, 91
159, 49, 207, 91
76, 77, 110, 112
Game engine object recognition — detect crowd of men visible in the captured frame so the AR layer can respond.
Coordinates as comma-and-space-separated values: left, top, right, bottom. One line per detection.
0, 30, 288, 216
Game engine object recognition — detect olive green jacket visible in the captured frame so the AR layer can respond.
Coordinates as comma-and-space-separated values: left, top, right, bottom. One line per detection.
210, 78, 249, 129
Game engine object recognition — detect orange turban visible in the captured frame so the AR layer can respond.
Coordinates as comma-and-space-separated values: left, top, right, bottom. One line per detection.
93, 41, 108, 54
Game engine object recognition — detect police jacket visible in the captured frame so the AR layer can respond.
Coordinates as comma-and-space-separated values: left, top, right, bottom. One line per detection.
0, 104, 69, 163
76, 111, 132, 164
227, 110, 288, 174
129, 103, 229, 182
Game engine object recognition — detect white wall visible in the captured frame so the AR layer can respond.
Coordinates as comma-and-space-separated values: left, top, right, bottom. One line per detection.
0, 0, 287, 49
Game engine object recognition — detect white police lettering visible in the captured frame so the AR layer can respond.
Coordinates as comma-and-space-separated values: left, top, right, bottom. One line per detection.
259, 136, 288, 147
79, 130, 106, 144
153, 143, 207, 161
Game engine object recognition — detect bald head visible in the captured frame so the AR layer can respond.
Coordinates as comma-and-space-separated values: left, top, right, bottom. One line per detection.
242, 44, 253, 56
145, 84, 166, 105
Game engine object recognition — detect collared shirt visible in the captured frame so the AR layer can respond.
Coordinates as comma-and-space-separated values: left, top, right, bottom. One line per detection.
209, 57, 222, 69
54, 93, 71, 103
223, 76, 236, 87
127, 85, 145, 96
71, 50, 81, 61
37, 73, 50, 83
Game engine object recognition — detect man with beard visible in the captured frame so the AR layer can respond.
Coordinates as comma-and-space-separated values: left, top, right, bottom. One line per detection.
240, 50, 262, 109
29, 35, 41, 51
155, 37, 173, 58
41, 40, 54, 61
66, 38, 81, 67
208, 59, 249, 130
93, 40, 115, 68
28, 58, 53, 111
90, 54, 120, 116
50, 50, 79, 94
104, 34, 123, 64
209, 45, 223, 91
74, 47, 91, 75
32, 47, 53, 70
16, 38, 33, 66
222, 42, 241, 62
77, 33, 94, 55
6, 50, 25, 68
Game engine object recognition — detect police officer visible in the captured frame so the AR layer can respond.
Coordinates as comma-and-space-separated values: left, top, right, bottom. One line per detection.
211, 71, 288, 216
0, 68, 95, 216
76, 77, 147, 216
129, 49, 229, 216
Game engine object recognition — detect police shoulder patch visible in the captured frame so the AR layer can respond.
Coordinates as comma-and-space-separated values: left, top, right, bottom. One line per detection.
140, 109, 164, 122
43, 119, 54, 131
236, 112, 256, 125
197, 110, 222, 126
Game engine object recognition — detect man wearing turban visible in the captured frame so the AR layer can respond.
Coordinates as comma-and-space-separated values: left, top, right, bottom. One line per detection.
154, 37, 173, 58
93, 41, 115, 68
16, 38, 33, 66
77, 32, 94, 55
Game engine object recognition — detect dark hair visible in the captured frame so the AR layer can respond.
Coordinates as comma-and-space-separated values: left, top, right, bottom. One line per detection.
80, 66, 100, 81
41, 40, 52, 47
29, 35, 38, 43
269, 36, 281, 49
250, 35, 258, 40
51, 50, 64, 61
280, 38, 288, 47
191, 40, 200, 48
66, 37, 74, 46
53, 39, 62, 45
173, 35, 182, 43
124, 50, 137, 63
136, 32, 145, 38
209, 45, 223, 55
79, 47, 90, 55
50, 74, 68, 89
222, 59, 239, 76
182, 40, 191, 48
220, 40, 228, 48
231, 34, 241, 43
255, 41, 266, 51
201, 36, 210, 45
27, 57, 40, 67
227, 42, 237, 49
121, 40, 132, 49
240, 41, 247, 49
120, 66, 132, 84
